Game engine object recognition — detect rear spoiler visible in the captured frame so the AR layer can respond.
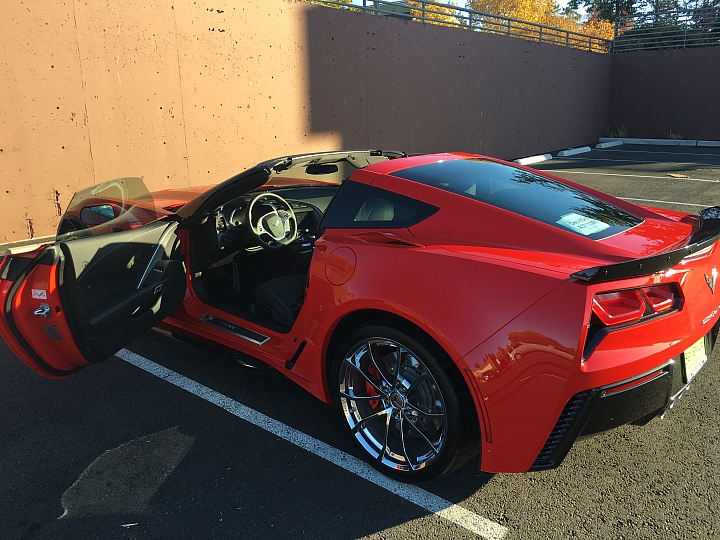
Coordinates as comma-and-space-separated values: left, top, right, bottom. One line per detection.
572, 207, 720, 284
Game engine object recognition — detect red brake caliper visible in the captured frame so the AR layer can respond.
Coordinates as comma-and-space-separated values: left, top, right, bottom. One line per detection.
367, 364, 381, 409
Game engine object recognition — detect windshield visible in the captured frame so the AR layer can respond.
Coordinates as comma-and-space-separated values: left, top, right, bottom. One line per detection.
56, 177, 171, 241
393, 159, 643, 240
267, 161, 358, 186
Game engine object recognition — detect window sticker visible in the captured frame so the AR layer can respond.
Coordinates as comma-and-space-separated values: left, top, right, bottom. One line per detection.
556, 213, 610, 236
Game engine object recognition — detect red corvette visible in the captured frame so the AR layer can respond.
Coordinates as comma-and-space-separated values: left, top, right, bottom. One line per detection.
2, 150, 719, 482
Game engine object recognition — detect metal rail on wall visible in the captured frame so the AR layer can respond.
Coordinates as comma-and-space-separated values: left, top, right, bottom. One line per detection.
614, 7, 720, 52
306, 0, 613, 53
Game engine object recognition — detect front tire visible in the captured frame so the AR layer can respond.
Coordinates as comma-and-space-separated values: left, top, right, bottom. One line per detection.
332, 325, 478, 482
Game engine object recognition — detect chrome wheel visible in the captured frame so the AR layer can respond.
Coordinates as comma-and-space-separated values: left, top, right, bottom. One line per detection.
338, 338, 448, 472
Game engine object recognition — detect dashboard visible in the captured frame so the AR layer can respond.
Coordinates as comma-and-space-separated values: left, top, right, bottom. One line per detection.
208, 185, 339, 253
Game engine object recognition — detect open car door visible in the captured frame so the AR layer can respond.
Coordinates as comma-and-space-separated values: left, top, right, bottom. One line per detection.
0, 220, 185, 378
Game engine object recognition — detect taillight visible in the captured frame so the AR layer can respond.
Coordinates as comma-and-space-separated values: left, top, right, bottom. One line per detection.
642, 285, 675, 313
586, 284, 680, 358
592, 285, 679, 327
592, 290, 645, 326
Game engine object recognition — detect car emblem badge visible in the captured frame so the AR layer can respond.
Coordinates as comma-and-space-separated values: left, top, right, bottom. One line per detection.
705, 267, 717, 294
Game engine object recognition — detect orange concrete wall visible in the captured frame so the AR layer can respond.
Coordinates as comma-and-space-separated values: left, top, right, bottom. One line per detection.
0, 0, 611, 242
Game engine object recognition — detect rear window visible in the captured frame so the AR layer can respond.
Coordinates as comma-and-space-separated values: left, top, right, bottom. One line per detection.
393, 159, 643, 240
321, 181, 438, 229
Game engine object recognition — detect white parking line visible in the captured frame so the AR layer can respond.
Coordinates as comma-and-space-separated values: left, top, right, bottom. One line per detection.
550, 170, 720, 183
116, 349, 508, 540
596, 149, 720, 158
562, 157, 720, 166
619, 197, 710, 208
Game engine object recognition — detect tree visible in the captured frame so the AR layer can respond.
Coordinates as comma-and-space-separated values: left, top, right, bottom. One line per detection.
565, 0, 638, 23
305, 0, 354, 7
407, 1, 466, 27
466, 0, 614, 39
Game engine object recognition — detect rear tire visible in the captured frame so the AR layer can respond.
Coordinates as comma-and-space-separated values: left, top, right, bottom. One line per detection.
331, 324, 478, 483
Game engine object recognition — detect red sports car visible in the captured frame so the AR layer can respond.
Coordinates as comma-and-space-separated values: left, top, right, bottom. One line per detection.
2, 150, 719, 482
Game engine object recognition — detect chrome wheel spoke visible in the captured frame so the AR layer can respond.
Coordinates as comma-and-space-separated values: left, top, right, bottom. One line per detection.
406, 401, 445, 418
393, 346, 405, 386
351, 406, 392, 434
343, 358, 385, 396
379, 411, 392, 462
340, 390, 383, 401
367, 340, 393, 387
406, 372, 432, 394
406, 416, 441, 455
399, 416, 419, 471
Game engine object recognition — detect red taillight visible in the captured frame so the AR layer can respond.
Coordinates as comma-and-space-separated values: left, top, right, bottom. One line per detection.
642, 285, 675, 313
592, 284, 678, 327
591, 289, 645, 326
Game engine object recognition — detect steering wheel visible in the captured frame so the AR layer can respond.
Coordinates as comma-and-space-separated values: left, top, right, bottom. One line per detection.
247, 192, 298, 249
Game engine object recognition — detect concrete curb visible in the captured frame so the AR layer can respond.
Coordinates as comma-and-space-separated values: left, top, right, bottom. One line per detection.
557, 146, 591, 157
596, 140, 623, 149
599, 137, 720, 147
514, 154, 552, 166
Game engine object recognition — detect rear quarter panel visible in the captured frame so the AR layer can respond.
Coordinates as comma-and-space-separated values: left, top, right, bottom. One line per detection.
315, 232, 567, 360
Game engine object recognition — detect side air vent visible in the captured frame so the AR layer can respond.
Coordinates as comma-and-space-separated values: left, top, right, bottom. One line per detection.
530, 390, 596, 470
216, 214, 227, 232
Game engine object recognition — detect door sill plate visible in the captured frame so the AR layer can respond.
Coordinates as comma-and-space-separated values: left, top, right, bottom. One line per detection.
199, 314, 270, 345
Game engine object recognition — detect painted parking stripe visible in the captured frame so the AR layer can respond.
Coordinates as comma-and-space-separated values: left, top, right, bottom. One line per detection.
597, 149, 720, 158
561, 157, 720, 166
550, 170, 719, 183
116, 349, 508, 540
619, 197, 710, 208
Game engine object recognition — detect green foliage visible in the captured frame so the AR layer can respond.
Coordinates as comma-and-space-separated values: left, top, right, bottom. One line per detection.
567, 0, 639, 23
304, 0, 354, 7
569, 0, 718, 24
667, 128, 683, 139
604, 124, 628, 137
615, 17, 720, 50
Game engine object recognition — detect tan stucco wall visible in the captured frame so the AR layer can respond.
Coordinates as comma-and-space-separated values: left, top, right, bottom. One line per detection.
1, 0, 611, 242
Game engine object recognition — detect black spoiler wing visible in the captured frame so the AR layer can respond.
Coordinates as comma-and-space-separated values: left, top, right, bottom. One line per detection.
572, 207, 720, 284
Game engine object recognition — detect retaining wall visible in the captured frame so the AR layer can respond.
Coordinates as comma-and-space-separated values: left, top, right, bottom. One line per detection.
1, 0, 612, 241
609, 47, 720, 140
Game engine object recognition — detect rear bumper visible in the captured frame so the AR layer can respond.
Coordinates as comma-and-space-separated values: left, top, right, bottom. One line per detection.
530, 320, 719, 471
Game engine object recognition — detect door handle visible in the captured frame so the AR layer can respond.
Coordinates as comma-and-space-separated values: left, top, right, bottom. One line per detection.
34, 304, 51, 318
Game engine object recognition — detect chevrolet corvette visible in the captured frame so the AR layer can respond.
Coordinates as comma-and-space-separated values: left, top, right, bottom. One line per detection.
1, 150, 719, 482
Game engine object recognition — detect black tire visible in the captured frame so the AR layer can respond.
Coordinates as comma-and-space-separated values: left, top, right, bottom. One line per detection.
331, 324, 479, 483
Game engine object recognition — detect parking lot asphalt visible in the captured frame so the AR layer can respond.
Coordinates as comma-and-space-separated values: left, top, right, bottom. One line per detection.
2, 144, 720, 540
534, 144, 720, 214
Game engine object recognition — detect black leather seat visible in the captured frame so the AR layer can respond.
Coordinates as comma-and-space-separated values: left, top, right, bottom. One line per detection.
251, 274, 307, 328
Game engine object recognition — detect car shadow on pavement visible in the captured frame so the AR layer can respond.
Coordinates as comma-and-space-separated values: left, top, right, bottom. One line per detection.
0, 334, 499, 540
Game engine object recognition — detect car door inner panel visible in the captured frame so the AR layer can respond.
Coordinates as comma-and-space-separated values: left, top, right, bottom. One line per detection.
0, 220, 185, 377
